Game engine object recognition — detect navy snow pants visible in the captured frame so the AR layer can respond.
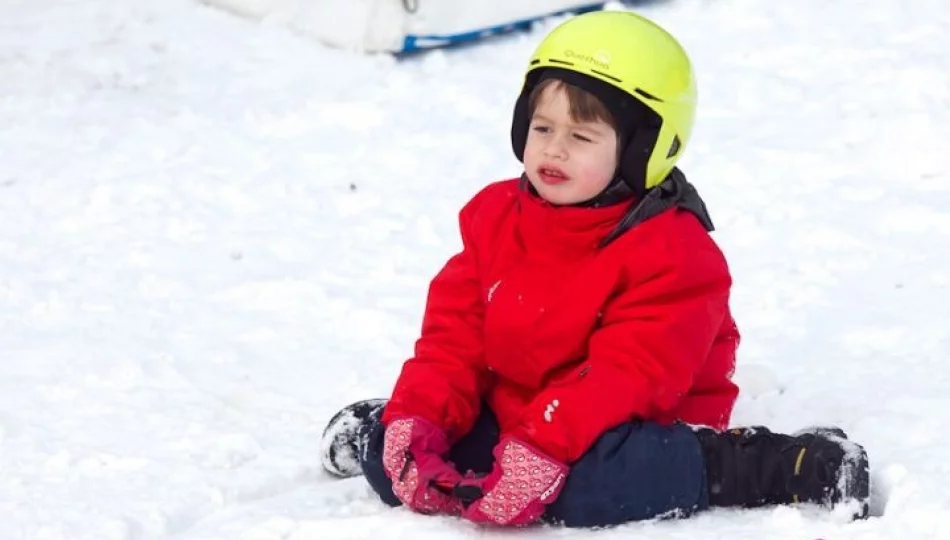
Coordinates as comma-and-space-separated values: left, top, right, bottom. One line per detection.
358, 406, 709, 527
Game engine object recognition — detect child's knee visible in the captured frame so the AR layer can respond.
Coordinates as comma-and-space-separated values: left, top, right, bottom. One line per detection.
546, 421, 707, 527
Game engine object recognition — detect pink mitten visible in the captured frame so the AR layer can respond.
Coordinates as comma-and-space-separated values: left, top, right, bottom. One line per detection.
461, 437, 569, 526
382, 417, 464, 515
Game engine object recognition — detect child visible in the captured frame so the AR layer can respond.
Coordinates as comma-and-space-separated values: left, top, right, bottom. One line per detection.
319, 10, 870, 527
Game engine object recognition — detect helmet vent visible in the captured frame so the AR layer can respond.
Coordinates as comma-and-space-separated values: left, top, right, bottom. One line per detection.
548, 58, 575, 66
530, 59, 541, 65
635, 88, 664, 102
590, 69, 621, 84
667, 135, 681, 158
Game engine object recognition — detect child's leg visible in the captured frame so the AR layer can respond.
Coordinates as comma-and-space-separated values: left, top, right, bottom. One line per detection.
544, 421, 708, 528
358, 404, 500, 507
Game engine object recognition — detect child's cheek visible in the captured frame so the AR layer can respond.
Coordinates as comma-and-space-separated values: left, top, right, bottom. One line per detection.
577, 160, 613, 186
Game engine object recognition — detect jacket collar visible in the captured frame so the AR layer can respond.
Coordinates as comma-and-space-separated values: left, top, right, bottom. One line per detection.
516, 179, 634, 255
600, 167, 715, 247
515, 168, 716, 253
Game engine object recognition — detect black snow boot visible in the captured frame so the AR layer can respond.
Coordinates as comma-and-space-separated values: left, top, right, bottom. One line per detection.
695, 426, 870, 519
320, 398, 387, 478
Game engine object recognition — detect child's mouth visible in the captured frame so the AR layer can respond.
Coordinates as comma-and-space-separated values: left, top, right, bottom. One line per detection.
538, 166, 569, 185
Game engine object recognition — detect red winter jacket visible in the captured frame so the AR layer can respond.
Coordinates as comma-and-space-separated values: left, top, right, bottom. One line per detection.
382, 177, 739, 464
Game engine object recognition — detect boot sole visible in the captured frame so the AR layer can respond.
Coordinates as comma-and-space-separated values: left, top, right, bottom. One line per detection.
320, 398, 387, 478
816, 430, 870, 520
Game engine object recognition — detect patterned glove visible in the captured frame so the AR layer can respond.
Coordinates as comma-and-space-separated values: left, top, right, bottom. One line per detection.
382, 416, 464, 515
460, 437, 569, 526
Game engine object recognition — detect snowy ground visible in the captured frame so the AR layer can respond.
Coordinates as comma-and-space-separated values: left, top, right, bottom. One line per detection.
2, 0, 949, 538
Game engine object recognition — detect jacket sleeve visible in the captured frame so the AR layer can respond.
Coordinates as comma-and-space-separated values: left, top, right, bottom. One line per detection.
511, 219, 733, 463
381, 196, 493, 441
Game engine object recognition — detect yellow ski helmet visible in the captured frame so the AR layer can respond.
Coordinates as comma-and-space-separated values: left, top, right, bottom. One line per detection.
510, 10, 697, 193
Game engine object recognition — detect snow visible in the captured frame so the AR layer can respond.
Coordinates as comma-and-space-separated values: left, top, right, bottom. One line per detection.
1, 0, 949, 538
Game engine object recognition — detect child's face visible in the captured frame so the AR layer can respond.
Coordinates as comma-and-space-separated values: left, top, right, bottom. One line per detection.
523, 84, 619, 206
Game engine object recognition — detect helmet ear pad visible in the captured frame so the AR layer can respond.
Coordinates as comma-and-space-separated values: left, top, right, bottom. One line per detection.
617, 116, 661, 196
510, 69, 542, 165
510, 68, 663, 196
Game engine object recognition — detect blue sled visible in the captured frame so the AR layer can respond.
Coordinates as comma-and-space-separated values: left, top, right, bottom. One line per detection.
399, 3, 605, 54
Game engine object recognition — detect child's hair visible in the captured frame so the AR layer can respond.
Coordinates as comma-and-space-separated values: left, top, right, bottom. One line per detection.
527, 78, 618, 132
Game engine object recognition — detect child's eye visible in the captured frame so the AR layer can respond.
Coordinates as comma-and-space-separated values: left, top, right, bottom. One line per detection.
573, 133, 593, 143
531, 125, 551, 134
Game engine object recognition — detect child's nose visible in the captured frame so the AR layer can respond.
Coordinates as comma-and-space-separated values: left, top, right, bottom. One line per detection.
543, 134, 568, 159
